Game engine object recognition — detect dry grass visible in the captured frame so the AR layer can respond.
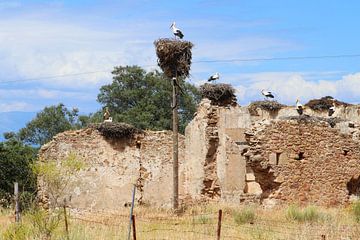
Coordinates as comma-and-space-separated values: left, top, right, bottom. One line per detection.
1, 204, 360, 240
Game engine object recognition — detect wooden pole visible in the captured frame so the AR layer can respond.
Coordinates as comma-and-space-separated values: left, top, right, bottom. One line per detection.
131, 215, 136, 240
63, 199, 69, 240
172, 76, 179, 210
217, 209, 222, 240
14, 182, 20, 223
127, 185, 136, 240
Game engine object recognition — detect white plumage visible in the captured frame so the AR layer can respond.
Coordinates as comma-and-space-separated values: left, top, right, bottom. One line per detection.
328, 100, 336, 117
170, 22, 184, 39
208, 72, 220, 82
296, 99, 304, 115
104, 117, 113, 123
261, 89, 274, 99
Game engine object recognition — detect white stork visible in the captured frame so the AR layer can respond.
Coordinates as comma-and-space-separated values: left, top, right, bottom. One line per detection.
296, 99, 304, 115
208, 72, 220, 82
170, 22, 184, 39
104, 117, 113, 123
261, 89, 274, 100
328, 99, 336, 117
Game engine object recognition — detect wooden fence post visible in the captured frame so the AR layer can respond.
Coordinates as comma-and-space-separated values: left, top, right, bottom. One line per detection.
217, 209, 222, 240
63, 199, 69, 240
132, 215, 136, 240
14, 182, 20, 223
127, 184, 136, 240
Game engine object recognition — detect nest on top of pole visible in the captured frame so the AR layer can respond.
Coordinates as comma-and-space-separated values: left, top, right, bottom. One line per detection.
154, 38, 193, 79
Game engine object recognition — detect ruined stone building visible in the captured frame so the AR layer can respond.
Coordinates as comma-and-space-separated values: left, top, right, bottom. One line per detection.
39, 97, 360, 210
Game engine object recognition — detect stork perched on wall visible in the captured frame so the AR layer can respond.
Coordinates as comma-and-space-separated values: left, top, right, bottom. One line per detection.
208, 72, 220, 82
296, 99, 304, 115
103, 107, 111, 121
328, 99, 336, 117
104, 117, 113, 123
170, 22, 184, 39
261, 89, 274, 100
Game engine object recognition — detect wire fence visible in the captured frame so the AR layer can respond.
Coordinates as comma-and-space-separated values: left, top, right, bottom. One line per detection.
62, 208, 360, 240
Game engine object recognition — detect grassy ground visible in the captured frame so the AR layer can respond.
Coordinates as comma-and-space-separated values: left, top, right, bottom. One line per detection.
1, 203, 360, 240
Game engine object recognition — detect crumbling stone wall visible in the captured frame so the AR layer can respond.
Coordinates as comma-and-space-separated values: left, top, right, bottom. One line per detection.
246, 119, 360, 206
38, 128, 184, 210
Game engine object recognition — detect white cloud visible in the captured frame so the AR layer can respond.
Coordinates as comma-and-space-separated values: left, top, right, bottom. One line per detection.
0, 101, 34, 112
231, 72, 360, 105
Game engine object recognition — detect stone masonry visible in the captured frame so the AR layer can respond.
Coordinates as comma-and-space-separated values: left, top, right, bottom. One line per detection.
38, 128, 185, 210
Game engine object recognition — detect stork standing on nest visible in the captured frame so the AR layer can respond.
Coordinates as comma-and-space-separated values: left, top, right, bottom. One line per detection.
328, 99, 336, 117
170, 22, 184, 39
261, 89, 274, 100
296, 99, 304, 115
208, 72, 220, 83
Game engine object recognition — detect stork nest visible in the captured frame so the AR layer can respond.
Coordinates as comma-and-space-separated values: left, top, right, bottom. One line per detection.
154, 38, 193, 78
90, 122, 142, 139
248, 101, 286, 116
199, 83, 237, 106
282, 115, 342, 128
305, 96, 350, 111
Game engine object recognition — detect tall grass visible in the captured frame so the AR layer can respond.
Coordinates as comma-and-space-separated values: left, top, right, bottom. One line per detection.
351, 200, 360, 222
286, 205, 323, 223
233, 207, 256, 225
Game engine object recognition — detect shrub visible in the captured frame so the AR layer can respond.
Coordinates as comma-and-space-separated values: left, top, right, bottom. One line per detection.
352, 200, 360, 223
286, 205, 322, 223
233, 207, 256, 225
2, 223, 31, 240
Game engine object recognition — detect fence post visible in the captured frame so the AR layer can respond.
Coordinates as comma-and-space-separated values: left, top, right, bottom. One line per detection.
14, 182, 20, 223
127, 184, 136, 240
217, 209, 222, 240
132, 215, 136, 240
63, 199, 69, 240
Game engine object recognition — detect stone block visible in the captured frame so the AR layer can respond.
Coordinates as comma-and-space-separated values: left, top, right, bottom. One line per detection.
269, 152, 277, 165
278, 152, 289, 165
225, 128, 246, 142
246, 173, 256, 182
245, 182, 263, 195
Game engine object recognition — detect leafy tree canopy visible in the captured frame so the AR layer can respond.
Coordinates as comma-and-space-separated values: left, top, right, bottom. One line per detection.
0, 136, 37, 207
18, 104, 85, 146
97, 65, 201, 133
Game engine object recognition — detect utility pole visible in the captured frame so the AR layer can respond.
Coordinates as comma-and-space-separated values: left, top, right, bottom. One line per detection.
172, 76, 179, 210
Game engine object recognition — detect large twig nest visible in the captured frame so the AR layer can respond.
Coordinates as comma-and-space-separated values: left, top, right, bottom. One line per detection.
305, 96, 350, 111
90, 122, 142, 139
154, 38, 193, 78
199, 83, 237, 106
249, 101, 286, 116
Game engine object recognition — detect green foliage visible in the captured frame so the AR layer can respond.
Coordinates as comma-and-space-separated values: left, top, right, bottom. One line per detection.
97, 65, 201, 133
0, 137, 37, 208
18, 104, 83, 146
351, 200, 360, 222
28, 208, 63, 239
286, 205, 322, 223
33, 153, 85, 208
2, 223, 31, 240
233, 207, 256, 225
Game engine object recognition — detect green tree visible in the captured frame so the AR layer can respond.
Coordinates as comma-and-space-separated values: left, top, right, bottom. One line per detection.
97, 65, 201, 133
18, 104, 82, 146
0, 135, 37, 207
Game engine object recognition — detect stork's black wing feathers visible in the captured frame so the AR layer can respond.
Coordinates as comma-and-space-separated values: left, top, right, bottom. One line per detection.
175, 30, 184, 39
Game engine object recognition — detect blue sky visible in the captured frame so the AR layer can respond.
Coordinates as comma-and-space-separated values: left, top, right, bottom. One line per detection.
1, 0, 360, 115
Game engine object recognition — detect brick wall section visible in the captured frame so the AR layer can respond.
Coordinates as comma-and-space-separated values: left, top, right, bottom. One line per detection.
247, 119, 360, 206
38, 128, 184, 210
